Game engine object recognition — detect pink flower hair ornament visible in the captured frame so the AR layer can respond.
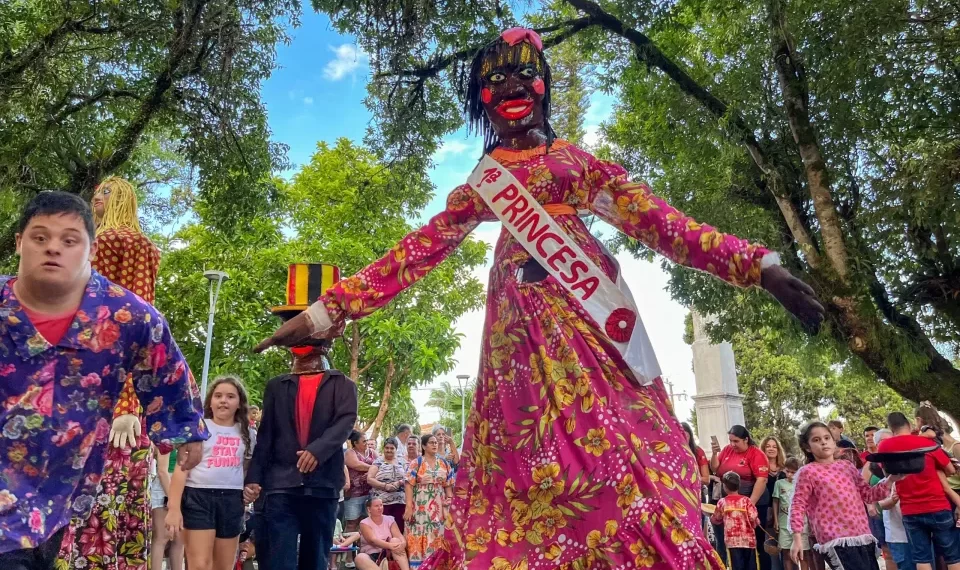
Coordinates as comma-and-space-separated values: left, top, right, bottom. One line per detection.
500, 27, 543, 51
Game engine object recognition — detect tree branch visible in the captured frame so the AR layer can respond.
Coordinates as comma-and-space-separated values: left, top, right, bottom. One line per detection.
66, 0, 211, 194
766, 0, 849, 281
52, 88, 141, 122
563, 0, 822, 268
375, 17, 595, 80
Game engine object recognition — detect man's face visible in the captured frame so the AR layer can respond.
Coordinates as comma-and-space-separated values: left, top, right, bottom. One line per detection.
864, 429, 877, 450
16, 213, 93, 293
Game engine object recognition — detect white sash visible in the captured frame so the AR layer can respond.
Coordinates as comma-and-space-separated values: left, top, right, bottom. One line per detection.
468, 156, 661, 386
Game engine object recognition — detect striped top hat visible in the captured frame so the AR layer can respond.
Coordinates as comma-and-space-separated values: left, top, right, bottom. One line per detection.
271, 263, 341, 320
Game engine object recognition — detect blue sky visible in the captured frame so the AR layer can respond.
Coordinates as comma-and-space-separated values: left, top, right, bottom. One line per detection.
261, 12, 701, 429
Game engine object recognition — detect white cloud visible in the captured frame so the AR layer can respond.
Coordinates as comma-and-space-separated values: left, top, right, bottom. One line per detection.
433, 140, 470, 164
323, 44, 368, 81
303, 97, 314, 105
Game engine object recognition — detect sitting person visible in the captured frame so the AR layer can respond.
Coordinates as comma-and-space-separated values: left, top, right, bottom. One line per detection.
329, 517, 361, 570
355, 498, 409, 570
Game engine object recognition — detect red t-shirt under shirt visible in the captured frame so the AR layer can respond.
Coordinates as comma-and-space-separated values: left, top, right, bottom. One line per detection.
695, 446, 709, 470
295, 374, 323, 448
716, 445, 769, 485
20, 304, 76, 346
877, 434, 951, 515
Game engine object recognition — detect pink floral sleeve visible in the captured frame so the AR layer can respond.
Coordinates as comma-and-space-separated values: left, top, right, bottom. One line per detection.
321, 185, 491, 324
789, 464, 814, 534
586, 157, 771, 287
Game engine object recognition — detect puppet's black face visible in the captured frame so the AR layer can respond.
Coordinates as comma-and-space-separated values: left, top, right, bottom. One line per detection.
478, 43, 546, 141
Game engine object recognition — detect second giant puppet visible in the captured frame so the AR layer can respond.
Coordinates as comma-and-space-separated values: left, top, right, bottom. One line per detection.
256, 29, 824, 570
58, 177, 162, 570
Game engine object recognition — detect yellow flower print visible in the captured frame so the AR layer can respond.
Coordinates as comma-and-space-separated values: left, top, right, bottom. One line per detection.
528, 463, 565, 504
615, 191, 655, 225
685, 219, 703, 232
637, 225, 660, 249
469, 488, 489, 515
492, 557, 528, 570
671, 236, 689, 265
343, 276, 365, 295
545, 543, 563, 560
630, 538, 659, 567
504, 479, 519, 502
551, 377, 576, 410
532, 507, 567, 539
586, 520, 621, 563
447, 187, 475, 211
616, 474, 640, 512
496, 529, 510, 547
511, 501, 532, 526
466, 528, 492, 553
699, 230, 724, 252
651, 441, 671, 453
660, 509, 693, 545
527, 164, 553, 188
579, 428, 611, 457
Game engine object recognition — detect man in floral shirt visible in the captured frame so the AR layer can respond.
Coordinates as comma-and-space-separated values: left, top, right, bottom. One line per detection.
0, 191, 208, 569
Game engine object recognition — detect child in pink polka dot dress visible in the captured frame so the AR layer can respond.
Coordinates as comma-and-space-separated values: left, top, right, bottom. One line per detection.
789, 422, 903, 570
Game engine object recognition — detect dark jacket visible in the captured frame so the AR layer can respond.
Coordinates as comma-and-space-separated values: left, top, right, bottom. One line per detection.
246, 369, 357, 492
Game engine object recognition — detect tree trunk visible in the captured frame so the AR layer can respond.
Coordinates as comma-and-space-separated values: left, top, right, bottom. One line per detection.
350, 322, 360, 381
370, 359, 395, 442
767, 0, 849, 282
559, 0, 960, 413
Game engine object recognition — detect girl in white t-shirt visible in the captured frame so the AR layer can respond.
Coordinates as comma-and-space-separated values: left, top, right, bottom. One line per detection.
166, 375, 256, 570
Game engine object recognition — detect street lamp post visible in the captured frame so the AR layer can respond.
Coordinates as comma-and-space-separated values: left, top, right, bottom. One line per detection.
200, 270, 229, 397
456, 374, 470, 445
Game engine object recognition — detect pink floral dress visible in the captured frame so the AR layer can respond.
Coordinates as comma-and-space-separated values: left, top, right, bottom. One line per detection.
321, 141, 771, 569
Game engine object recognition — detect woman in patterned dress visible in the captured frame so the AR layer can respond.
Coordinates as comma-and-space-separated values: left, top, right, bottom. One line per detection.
368, 437, 409, 532
58, 177, 162, 570
405, 434, 454, 567
255, 28, 824, 570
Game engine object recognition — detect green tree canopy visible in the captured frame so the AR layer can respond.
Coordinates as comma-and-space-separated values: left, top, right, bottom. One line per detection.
0, 0, 297, 260
155, 139, 487, 426
309, 0, 960, 415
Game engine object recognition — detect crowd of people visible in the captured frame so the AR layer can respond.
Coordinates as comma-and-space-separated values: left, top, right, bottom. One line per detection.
698, 403, 960, 570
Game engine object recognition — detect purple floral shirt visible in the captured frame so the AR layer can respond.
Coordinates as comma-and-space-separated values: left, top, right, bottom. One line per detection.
0, 272, 208, 553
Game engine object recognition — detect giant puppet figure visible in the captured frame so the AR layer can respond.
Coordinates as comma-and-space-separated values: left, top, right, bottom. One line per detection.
256, 29, 824, 570
58, 177, 162, 570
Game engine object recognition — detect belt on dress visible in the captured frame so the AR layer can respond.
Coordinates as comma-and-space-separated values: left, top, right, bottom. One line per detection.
518, 203, 578, 282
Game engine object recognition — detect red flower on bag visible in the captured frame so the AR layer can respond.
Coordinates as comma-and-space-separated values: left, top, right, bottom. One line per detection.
605, 308, 636, 343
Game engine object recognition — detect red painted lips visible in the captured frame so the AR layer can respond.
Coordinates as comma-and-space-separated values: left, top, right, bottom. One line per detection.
495, 98, 534, 120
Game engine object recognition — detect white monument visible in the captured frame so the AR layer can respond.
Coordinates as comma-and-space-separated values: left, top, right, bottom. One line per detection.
690, 310, 744, 451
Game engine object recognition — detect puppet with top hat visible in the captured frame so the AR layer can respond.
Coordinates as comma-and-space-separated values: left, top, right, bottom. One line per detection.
244, 263, 358, 570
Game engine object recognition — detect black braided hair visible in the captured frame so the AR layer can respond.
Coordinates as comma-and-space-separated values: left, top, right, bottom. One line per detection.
464, 37, 557, 155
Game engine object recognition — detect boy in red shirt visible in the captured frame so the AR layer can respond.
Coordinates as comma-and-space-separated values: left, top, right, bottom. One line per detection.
711, 472, 760, 570
878, 412, 960, 570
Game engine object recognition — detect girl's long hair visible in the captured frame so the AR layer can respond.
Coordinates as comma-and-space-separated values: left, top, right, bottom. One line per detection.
95, 177, 143, 235
203, 374, 253, 459
760, 436, 787, 470
798, 421, 829, 464
916, 401, 949, 434
681, 422, 698, 456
